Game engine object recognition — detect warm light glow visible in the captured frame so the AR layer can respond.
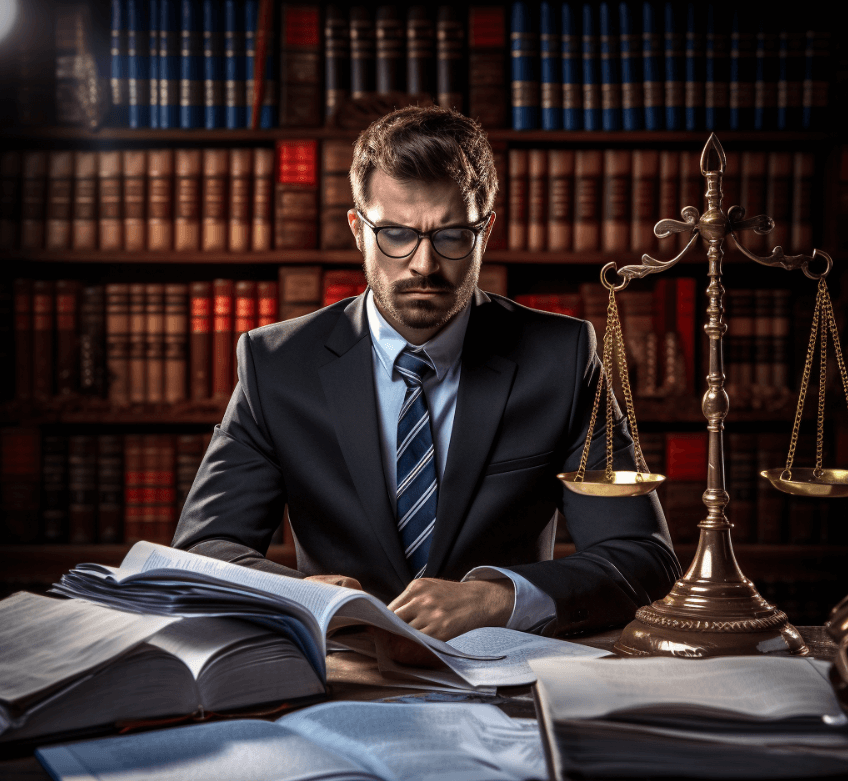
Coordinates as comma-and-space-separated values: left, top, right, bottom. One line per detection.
0, 0, 18, 42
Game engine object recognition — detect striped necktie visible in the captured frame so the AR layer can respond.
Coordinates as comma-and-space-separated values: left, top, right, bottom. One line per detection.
395, 346, 438, 579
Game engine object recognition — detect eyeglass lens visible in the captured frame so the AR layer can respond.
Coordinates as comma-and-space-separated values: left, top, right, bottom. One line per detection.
376, 227, 476, 259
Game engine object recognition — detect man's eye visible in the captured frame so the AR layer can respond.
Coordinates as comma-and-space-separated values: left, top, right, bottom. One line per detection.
381, 228, 416, 244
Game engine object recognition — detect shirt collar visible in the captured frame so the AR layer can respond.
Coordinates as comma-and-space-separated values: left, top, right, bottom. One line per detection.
365, 288, 472, 382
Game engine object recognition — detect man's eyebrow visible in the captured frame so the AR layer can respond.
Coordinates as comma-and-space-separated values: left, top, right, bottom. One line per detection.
372, 216, 476, 228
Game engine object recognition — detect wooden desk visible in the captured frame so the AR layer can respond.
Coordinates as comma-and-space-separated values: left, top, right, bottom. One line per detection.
0, 626, 838, 781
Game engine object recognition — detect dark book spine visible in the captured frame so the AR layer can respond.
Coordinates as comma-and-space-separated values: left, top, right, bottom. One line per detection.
601, 149, 631, 253
511, 1, 538, 130
224, 0, 246, 128
176, 433, 204, 520
0, 283, 12, 401
766, 151, 792, 251
574, 149, 602, 252
467, 6, 506, 129
257, 280, 278, 327
245, 0, 257, 121
407, 6, 434, 100
437, 6, 464, 113
561, 3, 582, 130
487, 142, 508, 250
124, 434, 144, 543
164, 283, 189, 404
202, 0, 225, 128
598, 1, 621, 131
149, 0, 160, 127
280, 3, 322, 125
258, 1, 279, 128
32, 280, 54, 401
619, 1, 642, 131
106, 283, 131, 405
46, 150, 73, 251
159, 0, 181, 128
68, 435, 97, 544
0, 151, 21, 251
684, 3, 703, 131
729, 9, 755, 130
527, 149, 547, 252
41, 434, 68, 542
145, 283, 166, 404
662, 1, 683, 130
771, 289, 791, 395
55, 279, 79, 397
791, 152, 814, 253
540, 1, 561, 130
0, 428, 41, 543
704, 4, 728, 130
376, 5, 404, 94
325, 4, 350, 119
754, 21, 778, 131
14, 279, 33, 401
350, 6, 375, 100
127, 0, 151, 128
79, 285, 106, 397
72, 151, 98, 251
631, 149, 659, 253
190, 281, 212, 400
213, 278, 234, 399
111, 0, 130, 126
98, 151, 123, 252
153, 434, 177, 544
97, 434, 124, 543
320, 140, 355, 250
128, 283, 147, 404
777, 31, 804, 131
229, 148, 252, 252
21, 151, 47, 250
641, 1, 663, 130
580, 3, 600, 130
179, 0, 203, 129
802, 30, 830, 130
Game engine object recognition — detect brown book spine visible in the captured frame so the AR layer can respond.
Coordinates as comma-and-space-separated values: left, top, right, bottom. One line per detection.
630, 149, 659, 253
487, 142, 508, 251
105, 284, 131, 405
164, 283, 189, 404
257, 281, 278, 327
406, 6, 434, 99
477, 265, 508, 297
771, 289, 791, 394
657, 151, 680, 251
677, 151, 700, 252
190, 281, 212, 401
174, 149, 201, 251
507, 149, 528, 251
468, 6, 507, 128
21, 151, 48, 250
252, 147, 274, 251
350, 6, 376, 100
128, 283, 147, 404
0, 151, 21, 250
234, 280, 257, 384
325, 4, 351, 118
321, 140, 355, 250
144, 283, 165, 404
123, 434, 144, 543
228, 148, 252, 253
376, 5, 404, 93
280, 3, 322, 126
14, 279, 33, 401
527, 149, 548, 252
96, 433, 123, 543
322, 269, 367, 306
147, 149, 174, 251
278, 265, 322, 320
722, 150, 741, 217
97, 150, 123, 251
766, 151, 792, 250
41, 434, 68, 542
139, 434, 159, 542
547, 149, 574, 252
752, 288, 773, 395
0, 427, 41, 542
79, 285, 106, 397
68, 434, 97, 544
574, 149, 602, 252
202, 148, 229, 251
72, 151, 97, 250
153, 433, 177, 544
791, 152, 814, 253
436, 5, 464, 112
213, 278, 234, 398
602, 149, 632, 253
55, 279, 79, 396
740, 151, 767, 253
32, 280, 54, 401
274, 141, 319, 249
122, 150, 146, 251
46, 150, 73, 250
176, 434, 204, 520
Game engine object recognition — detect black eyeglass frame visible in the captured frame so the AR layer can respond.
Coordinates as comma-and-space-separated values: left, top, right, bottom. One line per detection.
355, 210, 493, 260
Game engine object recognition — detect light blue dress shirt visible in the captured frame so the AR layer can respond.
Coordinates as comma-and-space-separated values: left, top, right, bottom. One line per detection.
365, 289, 557, 632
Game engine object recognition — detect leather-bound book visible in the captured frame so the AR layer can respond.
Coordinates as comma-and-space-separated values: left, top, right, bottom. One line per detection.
55, 279, 80, 396
527, 149, 547, 252
580, 3, 600, 130
144, 283, 166, 404
68, 434, 97, 544
224, 0, 246, 129
772, 288, 791, 395
406, 6, 434, 101
487, 142, 507, 251
704, 5, 729, 131
561, 2, 582, 130
630, 150, 659, 253
777, 30, 804, 131
573, 149, 602, 252
601, 149, 631, 253
257, 280, 278, 326
753, 21, 778, 131
202, 148, 229, 251
72, 151, 98, 251
321, 140, 355, 250
677, 150, 700, 251
175, 148, 202, 251
251, 147, 274, 250
657, 150, 679, 248
766, 151, 792, 250
540, 1, 562, 131
0, 151, 21, 250
322, 269, 367, 306
189, 280, 212, 400
21, 151, 48, 250
176, 433, 204, 518
105, 283, 131, 405
436, 6, 464, 112
729, 9, 755, 130
79, 285, 106, 397
96, 433, 123, 543
14, 279, 33, 401
164, 283, 189, 404
46, 150, 73, 250
324, 4, 350, 119
147, 148, 174, 251
279, 3, 322, 126
139, 434, 160, 542
548, 149, 574, 252
507, 149, 528, 251
274, 140, 318, 249
97, 151, 123, 251
0, 427, 41, 543
477, 265, 508, 296
32, 280, 54, 401
154, 433, 178, 543
725, 432, 756, 543
722, 151, 741, 218
234, 279, 257, 384
212, 278, 234, 399
663, 431, 708, 544
350, 6, 375, 99
791, 152, 814, 253
41, 434, 67, 543
740, 150, 767, 253
278, 266, 322, 320
128, 283, 147, 404
228, 148, 252, 253
122, 149, 146, 251
123, 433, 144, 543
752, 288, 773, 398
376, 5, 404, 94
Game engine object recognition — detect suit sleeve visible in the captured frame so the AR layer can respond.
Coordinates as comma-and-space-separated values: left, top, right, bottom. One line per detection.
171, 333, 304, 579
504, 320, 682, 637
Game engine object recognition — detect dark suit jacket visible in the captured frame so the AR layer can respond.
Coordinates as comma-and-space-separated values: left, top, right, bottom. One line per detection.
173, 288, 681, 636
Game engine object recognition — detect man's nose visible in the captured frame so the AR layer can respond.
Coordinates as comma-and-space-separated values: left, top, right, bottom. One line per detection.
408, 235, 441, 276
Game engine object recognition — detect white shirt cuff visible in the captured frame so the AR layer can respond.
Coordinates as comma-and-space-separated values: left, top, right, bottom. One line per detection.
462, 566, 557, 633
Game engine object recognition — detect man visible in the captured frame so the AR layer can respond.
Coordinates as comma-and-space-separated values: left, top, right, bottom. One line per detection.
173, 106, 680, 643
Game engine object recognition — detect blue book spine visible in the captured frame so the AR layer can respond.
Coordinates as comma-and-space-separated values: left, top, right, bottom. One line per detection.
704, 3, 727, 130
159, 0, 180, 128
663, 2, 683, 130
540, 1, 561, 130
149, 0, 159, 128
684, 3, 703, 131
581, 4, 600, 130
110, 0, 130, 126
260, 17, 278, 128
598, 2, 621, 131
245, 0, 256, 126
203, 0, 224, 128
127, 0, 150, 128
225, 0, 246, 129
641, 2, 662, 130
510, 2, 539, 130
180, 0, 203, 128
802, 31, 829, 130
618, 2, 642, 130
729, 9, 754, 130
561, 3, 582, 130
753, 22, 778, 131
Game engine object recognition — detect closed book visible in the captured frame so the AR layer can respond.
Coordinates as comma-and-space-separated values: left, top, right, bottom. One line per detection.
754, 21, 778, 130
756, 432, 787, 543
684, 3, 703, 131
630, 149, 659, 253
507, 148, 528, 251
740, 150, 767, 253
68, 434, 97, 544
122, 150, 146, 251
54, 5, 87, 126
46, 150, 73, 250
722, 150, 741, 215
256, 3, 278, 129
32, 280, 54, 401
322, 269, 366, 307
149, 0, 160, 127
123, 433, 144, 543
55, 279, 80, 396
0, 151, 21, 250
657, 150, 679, 247
547, 149, 574, 252
663, 430, 707, 543
675, 277, 697, 394
234, 279, 257, 384
224, 0, 246, 128
704, 4, 728, 130
106, 283, 131, 405
280, 3, 321, 125
618, 1, 642, 131
777, 31, 804, 130
724, 288, 754, 406
244, 0, 256, 121
437, 6, 464, 112
468, 6, 506, 128
662, 1, 683, 130
274, 140, 318, 250
376, 5, 404, 94
752, 287, 772, 399
176, 433, 205, 517
159, 0, 181, 128
257, 280, 278, 326
677, 150, 700, 251
321, 140, 355, 250
477, 265, 508, 297
0, 428, 41, 543
127, 0, 151, 128
527, 149, 547, 252
21, 151, 48, 250
153, 433, 178, 543
98, 151, 123, 251
128, 283, 147, 404
540, 1, 561, 130
766, 151, 792, 251
213, 278, 234, 398
174, 148, 202, 251
251, 147, 274, 250
325, 4, 350, 119
802, 31, 829, 130
574, 149, 602, 252
561, 3, 582, 130
791, 152, 814, 253
202, 148, 229, 251
725, 431, 756, 543
229, 148, 252, 252
202, 0, 224, 128
163, 283, 189, 404
580, 3, 600, 130
41, 434, 68, 543
147, 148, 174, 251
488, 142, 508, 250
72, 152, 98, 251
145, 283, 166, 404
179, 0, 203, 128
189, 281, 212, 400
79, 285, 106, 397
111, 0, 130, 126
771, 288, 791, 396
139, 435, 160, 541
12, 0, 55, 129
97, 434, 124, 543
278, 265, 322, 319
350, 6, 375, 100
14, 279, 33, 401
729, 9, 755, 130
598, 2, 621, 131
601, 149, 631, 253
619, 289, 653, 396
641, 1, 663, 130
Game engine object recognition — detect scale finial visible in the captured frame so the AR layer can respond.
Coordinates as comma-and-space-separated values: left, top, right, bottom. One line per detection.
700, 133, 726, 175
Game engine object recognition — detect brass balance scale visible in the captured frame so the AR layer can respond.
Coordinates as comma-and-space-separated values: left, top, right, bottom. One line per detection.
558, 134, 847, 658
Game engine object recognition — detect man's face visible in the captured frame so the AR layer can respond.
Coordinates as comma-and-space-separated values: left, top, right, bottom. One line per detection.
348, 170, 492, 343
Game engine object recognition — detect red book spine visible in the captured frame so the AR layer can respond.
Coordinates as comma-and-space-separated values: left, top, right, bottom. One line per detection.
274, 140, 318, 250
32, 280, 54, 401
468, 6, 507, 129
14, 279, 33, 401
123, 434, 144, 543
322, 270, 366, 307
675, 278, 697, 394
0, 427, 41, 542
234, 280, 257, 385
55, 279, 80, 396
190, 281, 212, 401
212, 279, 234, 398
257, 281, 278, 327
154, 434, 177, 544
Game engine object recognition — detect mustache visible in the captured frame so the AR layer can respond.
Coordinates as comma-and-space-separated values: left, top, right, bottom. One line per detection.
392, 276, 454, 293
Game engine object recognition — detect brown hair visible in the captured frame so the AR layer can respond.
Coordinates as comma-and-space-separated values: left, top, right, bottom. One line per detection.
349, 105, 498, 219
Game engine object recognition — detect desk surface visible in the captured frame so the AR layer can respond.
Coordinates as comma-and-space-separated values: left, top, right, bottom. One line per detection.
1, 626, 838, 781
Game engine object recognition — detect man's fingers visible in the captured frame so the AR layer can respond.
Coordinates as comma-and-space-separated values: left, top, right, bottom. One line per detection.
304, 574, 363, 590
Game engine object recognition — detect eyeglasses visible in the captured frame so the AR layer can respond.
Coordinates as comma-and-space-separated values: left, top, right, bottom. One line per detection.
356, 210, 491, 261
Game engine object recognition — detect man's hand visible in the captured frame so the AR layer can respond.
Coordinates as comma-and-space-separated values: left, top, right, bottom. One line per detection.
304, 574, 363, 590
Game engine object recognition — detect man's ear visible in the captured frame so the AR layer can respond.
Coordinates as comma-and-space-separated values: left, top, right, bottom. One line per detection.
347, 209, 363, 253
479, 212, 497, 254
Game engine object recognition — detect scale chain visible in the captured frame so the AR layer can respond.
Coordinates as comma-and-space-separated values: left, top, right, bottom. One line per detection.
817, 282, 827, 477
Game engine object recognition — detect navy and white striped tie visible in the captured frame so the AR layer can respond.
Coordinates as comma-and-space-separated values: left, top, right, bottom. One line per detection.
395, 347, 438, 579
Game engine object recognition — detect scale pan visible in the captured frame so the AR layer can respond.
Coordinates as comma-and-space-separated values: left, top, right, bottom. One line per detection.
760, 468, 848, 498
558, 470, 666, 497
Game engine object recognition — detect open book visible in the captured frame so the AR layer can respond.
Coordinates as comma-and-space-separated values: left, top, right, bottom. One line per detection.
530, 656, 848, 779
